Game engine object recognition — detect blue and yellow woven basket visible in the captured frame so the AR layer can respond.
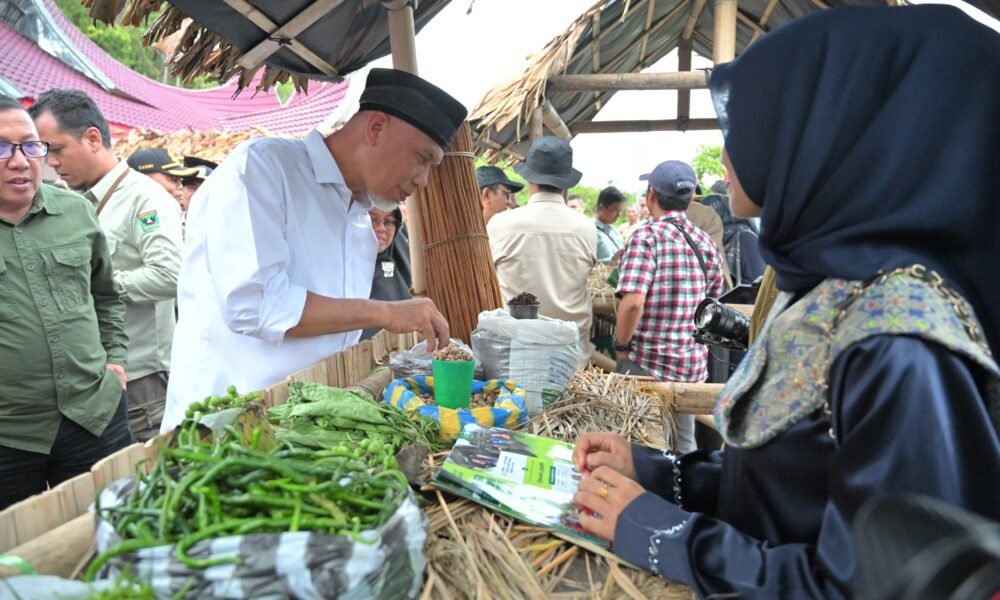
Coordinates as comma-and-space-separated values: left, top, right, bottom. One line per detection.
384, 376, 528, 441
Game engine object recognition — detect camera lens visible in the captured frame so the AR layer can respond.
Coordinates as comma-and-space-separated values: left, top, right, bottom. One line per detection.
696, 302, 717, 328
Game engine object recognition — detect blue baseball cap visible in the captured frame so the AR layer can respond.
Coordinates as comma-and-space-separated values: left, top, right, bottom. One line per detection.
640, 160, 698, 200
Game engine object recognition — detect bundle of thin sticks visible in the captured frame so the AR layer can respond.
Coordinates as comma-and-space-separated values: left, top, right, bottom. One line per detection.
413, 122, 504, 343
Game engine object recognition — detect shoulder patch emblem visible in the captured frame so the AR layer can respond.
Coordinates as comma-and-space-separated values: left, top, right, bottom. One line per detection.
137, 210, 159, 232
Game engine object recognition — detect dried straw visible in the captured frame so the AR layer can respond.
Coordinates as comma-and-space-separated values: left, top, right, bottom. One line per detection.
418, 368, 691, 599
412, 122, 504, 344
588, 263, 618, 303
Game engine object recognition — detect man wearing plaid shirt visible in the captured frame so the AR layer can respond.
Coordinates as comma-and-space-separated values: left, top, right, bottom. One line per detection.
615, 160, 725, 452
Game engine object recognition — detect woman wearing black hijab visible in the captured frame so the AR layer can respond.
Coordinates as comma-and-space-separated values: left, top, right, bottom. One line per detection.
570, 6, 1000, 598
361, 207, 412, 340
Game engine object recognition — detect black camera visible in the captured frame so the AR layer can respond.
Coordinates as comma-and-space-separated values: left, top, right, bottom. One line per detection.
692, 279, 760, 351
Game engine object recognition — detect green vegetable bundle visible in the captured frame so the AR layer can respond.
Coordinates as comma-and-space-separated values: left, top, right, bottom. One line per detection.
268, 381, 448, 452
87, 424, 410, 580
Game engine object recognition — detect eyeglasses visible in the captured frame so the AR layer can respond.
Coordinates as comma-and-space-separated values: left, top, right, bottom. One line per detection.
370, 216, 400, 229
0, 141, 49, 160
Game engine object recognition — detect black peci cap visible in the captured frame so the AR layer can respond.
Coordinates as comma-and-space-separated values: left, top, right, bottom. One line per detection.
358, 68, 468, 149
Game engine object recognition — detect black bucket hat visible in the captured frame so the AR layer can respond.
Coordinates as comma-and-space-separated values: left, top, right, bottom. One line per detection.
513, 136, 582, 189
476, 166, 524, 192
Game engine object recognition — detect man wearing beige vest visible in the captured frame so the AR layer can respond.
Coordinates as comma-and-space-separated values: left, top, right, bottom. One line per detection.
31, 90, 183, 441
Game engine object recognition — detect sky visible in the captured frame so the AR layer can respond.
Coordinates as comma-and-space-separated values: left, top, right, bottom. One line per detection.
370, 0, 1000, 191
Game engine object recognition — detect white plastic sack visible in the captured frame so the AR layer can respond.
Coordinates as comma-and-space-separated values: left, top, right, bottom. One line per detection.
471, 309, 580, 415
92, 478, 426, 599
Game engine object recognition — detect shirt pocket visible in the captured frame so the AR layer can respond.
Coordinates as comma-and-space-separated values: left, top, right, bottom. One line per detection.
0, 254, 18, 322
43, 243, 92, 313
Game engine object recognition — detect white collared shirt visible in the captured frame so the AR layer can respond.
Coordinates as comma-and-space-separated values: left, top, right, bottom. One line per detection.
162, 130, 377, 431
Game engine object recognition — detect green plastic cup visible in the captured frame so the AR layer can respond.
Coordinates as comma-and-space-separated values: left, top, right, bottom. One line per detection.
432, 359, 475, 409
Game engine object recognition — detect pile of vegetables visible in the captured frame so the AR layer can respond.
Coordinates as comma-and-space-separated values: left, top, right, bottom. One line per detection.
268, 381, 448, 452
86, 423, 410, 580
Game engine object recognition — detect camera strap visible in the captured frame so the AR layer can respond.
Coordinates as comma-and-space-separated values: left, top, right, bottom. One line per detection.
665, 218, 712, 294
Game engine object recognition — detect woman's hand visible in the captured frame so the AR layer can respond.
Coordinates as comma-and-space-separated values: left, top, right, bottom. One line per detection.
573, 466, 646, 541
572, 432, 637, 479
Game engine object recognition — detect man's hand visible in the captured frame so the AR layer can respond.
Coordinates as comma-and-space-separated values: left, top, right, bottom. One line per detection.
106, 363, 127, 388
611, 248, 625, 263
384, 298, 450, 352
572, 432, 637, 479
573, 466, 646, 541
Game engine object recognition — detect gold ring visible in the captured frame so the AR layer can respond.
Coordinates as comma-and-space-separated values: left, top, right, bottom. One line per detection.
598, 484, 609, 500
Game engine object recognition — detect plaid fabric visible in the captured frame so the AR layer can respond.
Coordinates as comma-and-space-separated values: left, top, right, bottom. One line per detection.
617, 211, 725, 382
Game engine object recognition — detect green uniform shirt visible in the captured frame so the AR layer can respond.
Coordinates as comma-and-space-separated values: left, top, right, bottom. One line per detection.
0, 184, 128, 454
594, 219, 625, 263
85, 160, 182, 381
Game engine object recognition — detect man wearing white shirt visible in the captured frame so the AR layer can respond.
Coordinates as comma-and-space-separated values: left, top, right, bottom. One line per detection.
162, 69, 466, 431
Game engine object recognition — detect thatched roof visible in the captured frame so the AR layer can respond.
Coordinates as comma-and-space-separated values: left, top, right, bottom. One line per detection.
469, 0, 999, 162
79, 0, 451, 94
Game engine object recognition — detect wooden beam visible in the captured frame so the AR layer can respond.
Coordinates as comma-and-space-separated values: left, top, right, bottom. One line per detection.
235, 0, 344, 75
648, 382, 723, 415
810, 0, 830, 8
682, 0, 709, 40
222, 0, 339, 76
598, 2, 687, 78
572, 119, 719, 134
591, 12, 602, 111
569, 0, 651, 65
751, 0, 780, 42
548, 71, 708, 92
677, 38, 693, 119
638, 0, 657, 63
713, 0, 738, 64
759, 0, 781, 26
737, 9, 766, 36
541, 100, 572, 140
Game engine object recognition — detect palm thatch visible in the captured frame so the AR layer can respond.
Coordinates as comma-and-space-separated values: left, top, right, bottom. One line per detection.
468, 0, 607, 163
77, 0, 450, 94
469, 0, 947, 163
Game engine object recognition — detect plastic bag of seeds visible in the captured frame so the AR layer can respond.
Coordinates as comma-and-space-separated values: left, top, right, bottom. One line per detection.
90, 478, 427, 600
390, 338, 484, 379
471, 309, 580, 415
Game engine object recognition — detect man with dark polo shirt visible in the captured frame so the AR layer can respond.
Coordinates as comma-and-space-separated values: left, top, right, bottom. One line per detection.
0, 96, 131, 509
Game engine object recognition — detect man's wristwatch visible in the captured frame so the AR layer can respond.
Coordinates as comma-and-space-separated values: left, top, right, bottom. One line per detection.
614, 338, 632, 352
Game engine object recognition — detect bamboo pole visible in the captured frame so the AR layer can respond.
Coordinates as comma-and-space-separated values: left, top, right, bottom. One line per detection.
529, 106, 544, 140
713, 0, 738, 64
547, 71, 708, 92
572, 118, 719, 134
677, 39, 693, 119
540, 100, 572, 140
384, 1, 428, 297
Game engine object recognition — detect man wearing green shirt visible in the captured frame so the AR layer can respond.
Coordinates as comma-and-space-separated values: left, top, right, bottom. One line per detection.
594, 186, 626, 264
0, 96, 132, 510
32, 90, 183, 441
